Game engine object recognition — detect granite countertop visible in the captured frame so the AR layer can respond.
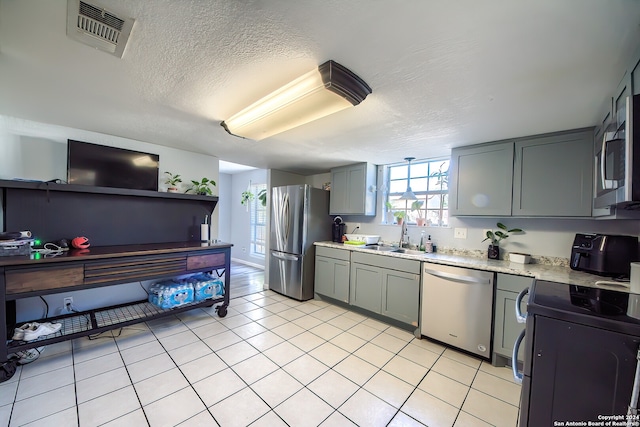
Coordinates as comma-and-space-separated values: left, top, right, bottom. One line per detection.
315, 241, 630, 292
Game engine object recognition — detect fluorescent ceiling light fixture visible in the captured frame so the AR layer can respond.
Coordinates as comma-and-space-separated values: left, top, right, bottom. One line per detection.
399, 157, 418, 200
221, 60, 372, 141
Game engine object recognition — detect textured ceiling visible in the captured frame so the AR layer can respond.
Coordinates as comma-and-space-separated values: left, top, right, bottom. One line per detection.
1, 0, 639, 175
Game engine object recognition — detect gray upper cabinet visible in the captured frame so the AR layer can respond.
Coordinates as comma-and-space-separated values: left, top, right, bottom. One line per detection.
512, 130, 593, 217
449, 142, 514, 216
329, 163, 377, 216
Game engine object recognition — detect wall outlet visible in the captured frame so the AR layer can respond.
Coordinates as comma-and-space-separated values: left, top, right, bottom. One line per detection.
355, 223, 361, 230
454, 228, 467, 239
242, 247, 246, 252
63, 297, 73, 313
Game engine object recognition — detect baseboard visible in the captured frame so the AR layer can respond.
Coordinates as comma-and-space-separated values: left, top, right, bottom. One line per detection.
231, 257, 265, 270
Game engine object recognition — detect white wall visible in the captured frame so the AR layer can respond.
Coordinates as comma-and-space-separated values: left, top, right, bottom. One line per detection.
229, 169, 268, 266
217, 173, 232, 242
0, 115, 222, 321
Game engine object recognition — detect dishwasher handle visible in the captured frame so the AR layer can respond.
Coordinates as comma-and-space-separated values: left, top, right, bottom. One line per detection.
512, 329, 526, 385
515, 287, 529, 324
423, 268, 492, 285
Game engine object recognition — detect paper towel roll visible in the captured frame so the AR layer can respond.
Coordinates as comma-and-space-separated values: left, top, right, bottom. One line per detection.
628, 263, 640, 319
200, 224, 210, 242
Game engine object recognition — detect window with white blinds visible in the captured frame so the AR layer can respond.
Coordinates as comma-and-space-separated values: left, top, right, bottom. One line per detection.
250, 183, 267, 256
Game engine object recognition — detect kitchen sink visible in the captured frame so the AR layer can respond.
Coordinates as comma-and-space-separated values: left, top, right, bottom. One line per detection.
393, 248, 426, 255
362, 245, 398, 252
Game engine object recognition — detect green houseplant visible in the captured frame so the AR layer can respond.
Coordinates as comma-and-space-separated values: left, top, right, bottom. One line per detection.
394, 210, 406, 225
164, 172, 182, 193
257, 189, 267, 207
187, 177, 216, 196
482, 222, 523, 260
240, 190, 254, 206
411, 200, 425, 226
385, 201, 394, 224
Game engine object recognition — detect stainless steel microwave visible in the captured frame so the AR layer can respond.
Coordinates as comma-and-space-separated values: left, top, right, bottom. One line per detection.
594, 93, 640, 209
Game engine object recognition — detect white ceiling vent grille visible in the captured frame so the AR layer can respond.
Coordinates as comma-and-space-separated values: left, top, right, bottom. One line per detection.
66, 0, 134, 58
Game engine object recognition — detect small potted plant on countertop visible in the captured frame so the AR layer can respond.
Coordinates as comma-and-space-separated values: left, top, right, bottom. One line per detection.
164, 172, 182, 193
482, 222, 523, 260
187, 177, 216, 196
411, 200, 426, 227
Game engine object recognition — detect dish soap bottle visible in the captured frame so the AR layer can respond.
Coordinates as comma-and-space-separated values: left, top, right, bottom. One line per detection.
419, 231, 426, 251
424, 234, 433, 253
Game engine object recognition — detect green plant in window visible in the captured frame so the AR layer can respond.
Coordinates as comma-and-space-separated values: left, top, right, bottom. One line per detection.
257, 189, 267, 207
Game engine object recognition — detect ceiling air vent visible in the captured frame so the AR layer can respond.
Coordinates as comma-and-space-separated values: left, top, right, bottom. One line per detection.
66, 0, 135, 58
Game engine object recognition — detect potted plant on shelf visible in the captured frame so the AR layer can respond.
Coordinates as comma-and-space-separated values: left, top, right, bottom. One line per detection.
482, 222, 523, 260
164, 172, 182, 193
411, 200, 426, 226
187, 177, 216, 196
394, 211, 406, 225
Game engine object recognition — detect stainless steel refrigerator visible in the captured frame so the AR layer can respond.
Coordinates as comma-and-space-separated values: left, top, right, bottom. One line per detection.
269, 184, 331, 300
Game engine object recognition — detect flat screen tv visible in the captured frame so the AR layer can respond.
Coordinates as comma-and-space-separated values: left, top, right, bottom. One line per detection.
67, 140, 159, 191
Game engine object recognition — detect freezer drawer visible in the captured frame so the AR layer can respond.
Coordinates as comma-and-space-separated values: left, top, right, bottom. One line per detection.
269, 250, 310, 301
421, 264, 494, 359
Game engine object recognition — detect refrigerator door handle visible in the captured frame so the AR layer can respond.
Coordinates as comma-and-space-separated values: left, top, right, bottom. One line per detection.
273, 192, 291, 251
272, 251, 300, 262
512, 328, 525, 384
628, 345, 640, 416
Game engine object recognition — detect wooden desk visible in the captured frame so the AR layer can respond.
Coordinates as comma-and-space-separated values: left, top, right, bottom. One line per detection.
0, 242, 231, 362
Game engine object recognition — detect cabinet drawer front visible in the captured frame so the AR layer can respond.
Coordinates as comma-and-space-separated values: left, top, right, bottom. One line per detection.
6, 266, 84, 294
352, 252, 420, 274
187, 253, 226, 270
85, 255, 187, 285
316, 246, 350, 261
496, 273, 533, 293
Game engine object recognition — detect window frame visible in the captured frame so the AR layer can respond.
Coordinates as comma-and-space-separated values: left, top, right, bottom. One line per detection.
249, 183, 267, 257
384, 158, 449, 227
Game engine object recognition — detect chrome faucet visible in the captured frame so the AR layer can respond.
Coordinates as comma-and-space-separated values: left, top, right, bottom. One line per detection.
399, 221, 408, 248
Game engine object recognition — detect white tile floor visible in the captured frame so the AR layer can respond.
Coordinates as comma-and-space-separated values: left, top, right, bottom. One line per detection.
0, 291, 521, 426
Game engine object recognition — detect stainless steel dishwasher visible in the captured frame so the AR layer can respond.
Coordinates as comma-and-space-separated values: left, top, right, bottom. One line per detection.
421, 264, 494, 359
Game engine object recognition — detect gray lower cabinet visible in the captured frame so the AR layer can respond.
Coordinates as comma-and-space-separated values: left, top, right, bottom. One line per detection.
449, 142, 514, 216
513, 130, 593, 216
350, 252, 420, 326
493, 273, 533, 366
314, 246, 350, 303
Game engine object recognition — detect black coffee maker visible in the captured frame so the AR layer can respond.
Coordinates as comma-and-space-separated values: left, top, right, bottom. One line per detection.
332, 216, 346, 242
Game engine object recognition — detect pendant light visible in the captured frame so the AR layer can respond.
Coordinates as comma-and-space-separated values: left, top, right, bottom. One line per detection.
399, 157, 418, 200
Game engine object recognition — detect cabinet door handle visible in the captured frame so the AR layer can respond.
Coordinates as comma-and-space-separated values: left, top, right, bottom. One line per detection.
272, 251, 299, 262
512, 328, 526, 385
515, 287, 529, 323
423, 268, 492, 285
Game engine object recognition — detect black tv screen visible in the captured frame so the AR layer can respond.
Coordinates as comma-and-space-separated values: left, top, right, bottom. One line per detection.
67, 140, 159, 191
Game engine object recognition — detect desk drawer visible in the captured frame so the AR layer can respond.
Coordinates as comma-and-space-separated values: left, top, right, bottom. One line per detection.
187, 253, 226, 270
6, 266, 84, 294
84, 255, 187, 285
